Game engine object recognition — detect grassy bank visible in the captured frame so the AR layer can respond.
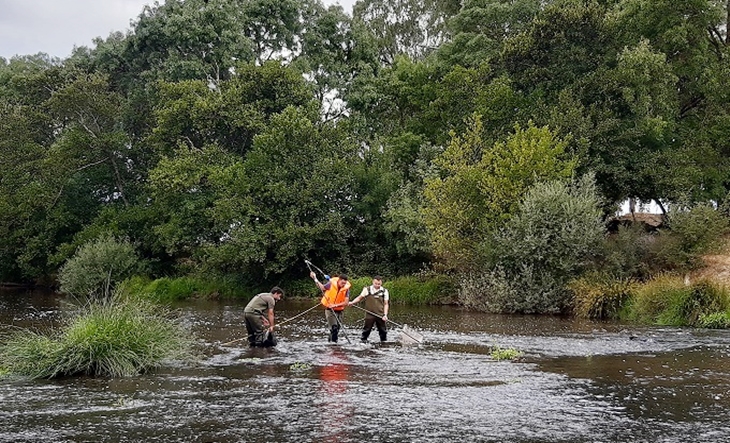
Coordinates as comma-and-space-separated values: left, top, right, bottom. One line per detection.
571, 273, 730, 328
121, 273, 457, 305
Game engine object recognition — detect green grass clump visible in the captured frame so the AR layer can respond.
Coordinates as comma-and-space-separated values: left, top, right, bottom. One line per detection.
491, 346, 523, 361
289, 361, 312, 371
628, 275, 730, 327
0, 300, 193, 379
569, 273, 636, 319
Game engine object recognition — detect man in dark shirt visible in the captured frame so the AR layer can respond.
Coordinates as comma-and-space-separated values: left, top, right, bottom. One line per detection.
243, 287, 284, 347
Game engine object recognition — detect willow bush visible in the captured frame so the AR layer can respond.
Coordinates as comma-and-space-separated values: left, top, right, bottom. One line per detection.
58, 235, 144, 301
465, 175, 604, 313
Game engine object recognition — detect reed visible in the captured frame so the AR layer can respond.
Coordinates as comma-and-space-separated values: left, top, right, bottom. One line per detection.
569, 273, 636, 319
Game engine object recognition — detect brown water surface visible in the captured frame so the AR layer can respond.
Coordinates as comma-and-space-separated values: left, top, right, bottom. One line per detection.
1, 289, 729, 442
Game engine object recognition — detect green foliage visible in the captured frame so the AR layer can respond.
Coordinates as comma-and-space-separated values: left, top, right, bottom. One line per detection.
203, 106, 359, 278
628, 275, 730, 327
569, 273, 636, 319
697, 312, 730, 329
58, 235, 143, 301
654, 204, 730, 271
289, 361, 312, 371
346, 274, 455, 305
353, 0, 456, 64
490, 345, 523, 361
385, 274, 456, 304
424, 117, 576, 270
0, 299, 193, 379
479, 175, 604, 313
601, 223, 656, 279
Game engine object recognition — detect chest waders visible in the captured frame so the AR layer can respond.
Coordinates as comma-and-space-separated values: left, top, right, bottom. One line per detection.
361, 287, 387, 343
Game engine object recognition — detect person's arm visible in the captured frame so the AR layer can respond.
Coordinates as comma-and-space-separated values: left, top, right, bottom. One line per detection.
349, 287, 367, 305
310, 271, 325, 291
267, 308, 275, 331
382, 299, 389, 321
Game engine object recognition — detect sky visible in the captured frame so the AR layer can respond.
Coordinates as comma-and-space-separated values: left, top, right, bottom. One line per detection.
0, 0, 356, 60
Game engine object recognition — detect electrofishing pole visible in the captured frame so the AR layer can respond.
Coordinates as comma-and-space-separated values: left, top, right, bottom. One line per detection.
221, 302, 321, 347
349, 304, 424, 344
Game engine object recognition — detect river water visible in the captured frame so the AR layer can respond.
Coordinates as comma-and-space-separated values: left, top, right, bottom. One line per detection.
1, 290, 729, 443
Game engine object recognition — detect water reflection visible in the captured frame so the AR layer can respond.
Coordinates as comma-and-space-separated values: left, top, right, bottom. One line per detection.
317, 347, 353, 443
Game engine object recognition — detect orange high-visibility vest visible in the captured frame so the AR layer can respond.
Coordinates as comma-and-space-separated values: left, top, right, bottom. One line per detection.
320, 277, 351, 311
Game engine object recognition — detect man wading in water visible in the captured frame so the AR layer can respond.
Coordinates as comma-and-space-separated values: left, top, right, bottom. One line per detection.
349, 275, 389, 343
243, 287, 284, 347
311, 272, 350, 342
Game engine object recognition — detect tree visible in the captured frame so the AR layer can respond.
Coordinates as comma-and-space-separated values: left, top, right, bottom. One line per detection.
474, 175, 605, 314
353, 0, 459, 65
202, 106, 360, 278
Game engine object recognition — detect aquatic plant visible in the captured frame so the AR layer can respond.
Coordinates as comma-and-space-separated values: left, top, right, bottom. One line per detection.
289, 361, 312, 371
0, 300, 194, 379
490, 346, 523, 361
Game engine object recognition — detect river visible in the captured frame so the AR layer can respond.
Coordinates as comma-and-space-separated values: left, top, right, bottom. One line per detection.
1, 290, 729, 442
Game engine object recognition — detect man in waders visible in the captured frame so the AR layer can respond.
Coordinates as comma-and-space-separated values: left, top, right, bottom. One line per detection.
243, 287, 284, 347
349, 275, 389, 343
311, 272, 350, 342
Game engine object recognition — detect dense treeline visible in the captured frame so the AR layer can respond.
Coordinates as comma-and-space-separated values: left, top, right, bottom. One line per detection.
2, 0, 730, 312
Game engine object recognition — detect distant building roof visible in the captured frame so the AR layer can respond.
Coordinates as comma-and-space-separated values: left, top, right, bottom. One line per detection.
607, 213, 664, 232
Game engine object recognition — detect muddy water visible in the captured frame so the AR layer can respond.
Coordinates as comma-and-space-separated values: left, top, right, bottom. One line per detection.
1, 290, 729, 443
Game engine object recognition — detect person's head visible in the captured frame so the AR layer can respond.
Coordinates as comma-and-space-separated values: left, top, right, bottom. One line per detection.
337, 274, 348, 288
270, 286, 284, 300
372, 275, 383, 289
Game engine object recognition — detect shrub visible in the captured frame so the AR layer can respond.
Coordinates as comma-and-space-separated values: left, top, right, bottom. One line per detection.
602, 224, 656, 279
0, 299, 194, 379
569, 273, 636, 319
58, 235, 143, 301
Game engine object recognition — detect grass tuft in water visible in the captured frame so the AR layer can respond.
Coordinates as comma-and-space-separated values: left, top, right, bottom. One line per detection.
289, 361, 312, 371
490, 346, 523, 361
697, 312, 730, 329
0, 299, 194, 379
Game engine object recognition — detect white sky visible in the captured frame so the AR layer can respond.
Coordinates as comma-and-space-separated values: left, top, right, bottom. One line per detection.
0, 0, 356, 60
